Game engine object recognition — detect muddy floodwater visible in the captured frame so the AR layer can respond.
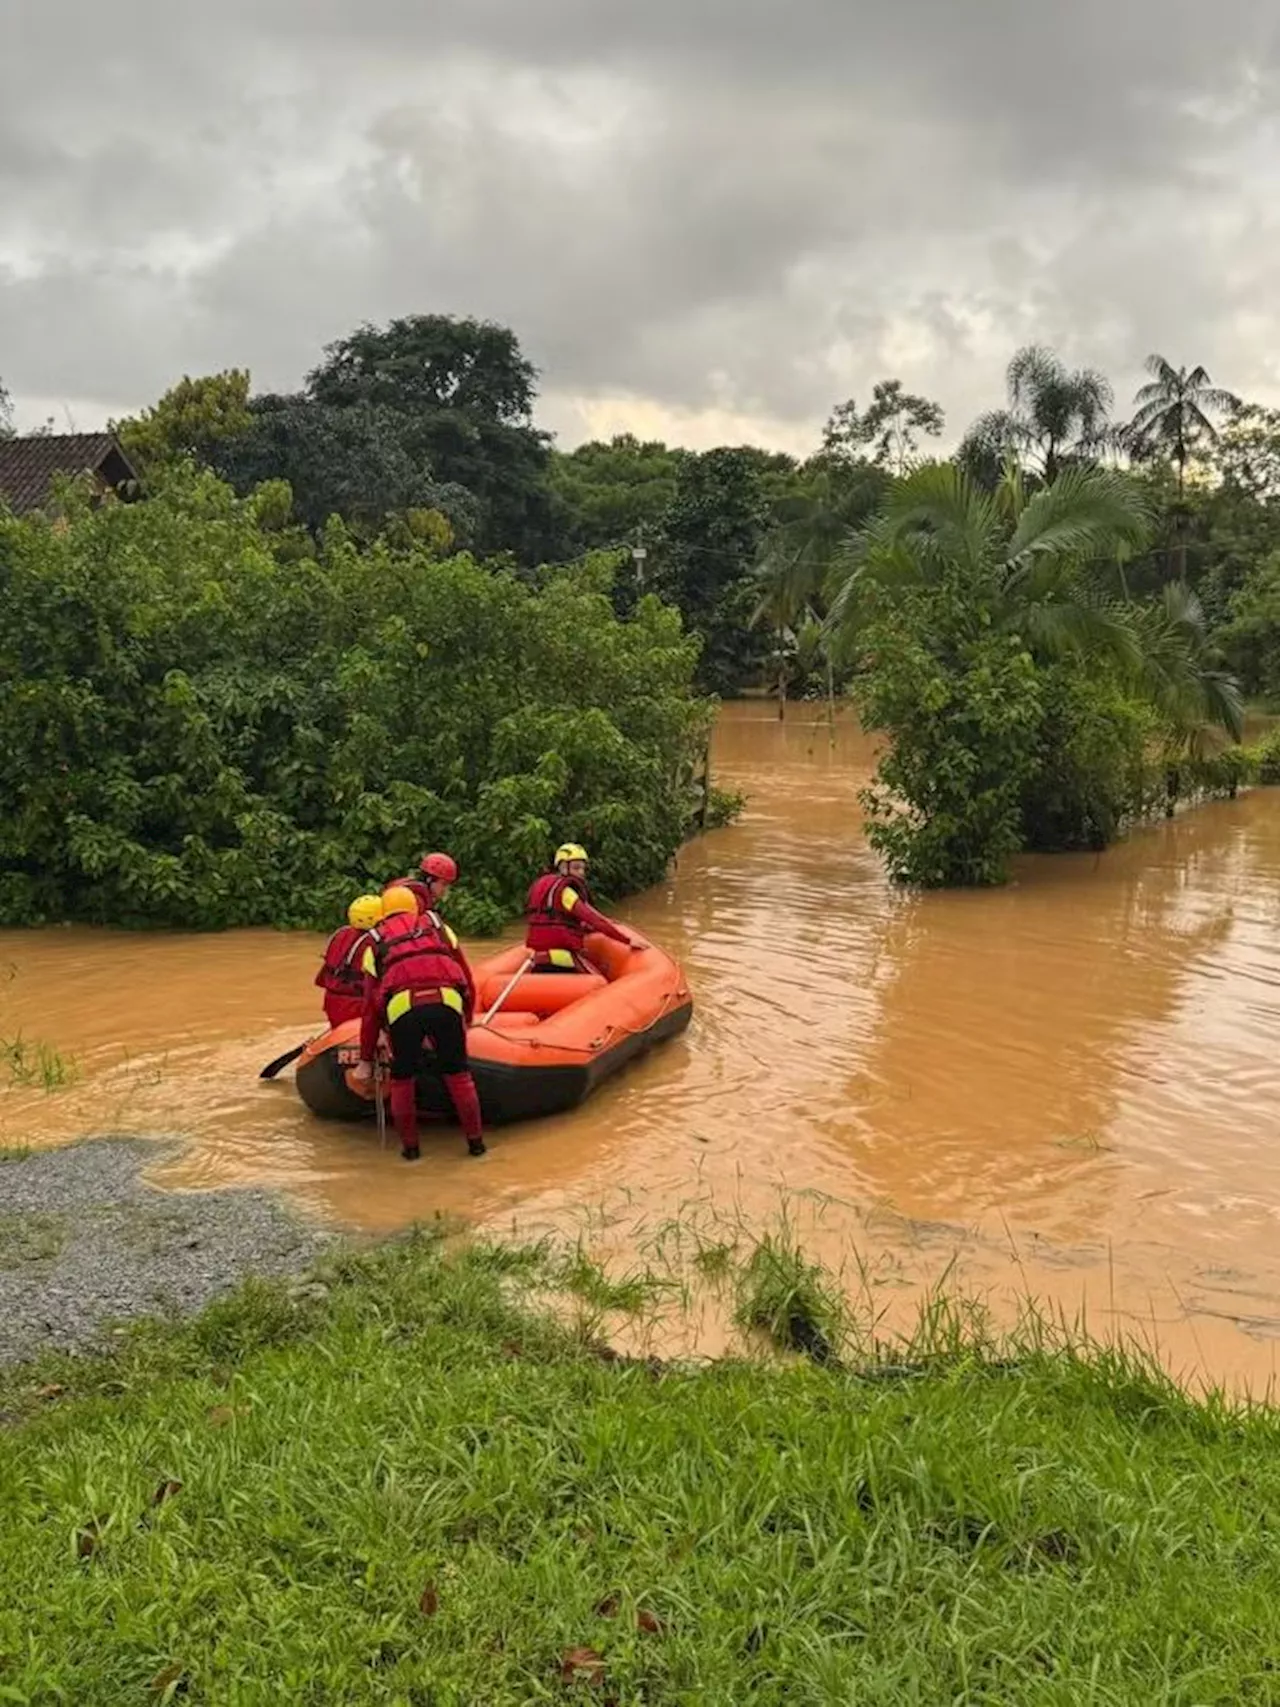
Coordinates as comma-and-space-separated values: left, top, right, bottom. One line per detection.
4, 702, 1280, 1391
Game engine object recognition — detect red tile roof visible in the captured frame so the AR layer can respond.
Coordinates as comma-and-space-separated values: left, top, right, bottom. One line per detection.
0, 433, 139, 515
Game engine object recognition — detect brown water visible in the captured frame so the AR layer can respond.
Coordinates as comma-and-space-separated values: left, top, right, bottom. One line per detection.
4, 701, 1280, 1391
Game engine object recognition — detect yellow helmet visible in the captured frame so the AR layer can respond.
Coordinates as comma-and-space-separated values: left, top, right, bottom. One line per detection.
347, 894, 384, 930
555, 842, 589, 866
380, 884, 420, 918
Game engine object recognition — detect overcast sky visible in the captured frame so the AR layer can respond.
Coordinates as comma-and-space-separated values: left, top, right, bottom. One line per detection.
3, 1, 1279, 452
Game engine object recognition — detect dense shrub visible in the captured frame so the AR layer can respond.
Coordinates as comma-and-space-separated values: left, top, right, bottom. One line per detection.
0, 473, 716, 931
1020, 669, 1161, 853
855, 575, 1043, 887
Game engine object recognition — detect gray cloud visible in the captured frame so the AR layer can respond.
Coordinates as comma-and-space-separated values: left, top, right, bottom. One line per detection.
3, 1, 1279, 447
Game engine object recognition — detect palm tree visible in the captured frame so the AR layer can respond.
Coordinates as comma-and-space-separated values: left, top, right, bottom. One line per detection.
752, 458, 886, 718
1126, 355, 1238, 498
829, 462, 1240, 744
958, 346, 1116, 487
750, 538, 822, 720
831, 461, 1145, 653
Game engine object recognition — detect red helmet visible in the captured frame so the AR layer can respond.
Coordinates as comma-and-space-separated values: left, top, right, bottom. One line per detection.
420, 852, 458, 884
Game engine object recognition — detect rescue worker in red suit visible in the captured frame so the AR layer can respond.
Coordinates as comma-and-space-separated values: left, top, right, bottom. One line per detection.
353, 857, 485, 1162
524, 843, 643, 974
381, 851, 453, 917
316, 894, 384, 1028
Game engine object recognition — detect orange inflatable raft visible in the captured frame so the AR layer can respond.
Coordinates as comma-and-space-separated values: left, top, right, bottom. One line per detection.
294, 931, 692, 1127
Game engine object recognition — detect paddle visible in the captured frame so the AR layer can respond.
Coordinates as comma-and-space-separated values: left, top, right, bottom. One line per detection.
259, 1042, 309, 1080
481, 955, 536, 1026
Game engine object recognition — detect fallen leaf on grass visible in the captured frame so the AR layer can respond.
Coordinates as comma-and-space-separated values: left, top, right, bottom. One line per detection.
501, 1340, 524, 1359
594, 1593, 620, 1619
75, 1516, 111, 1559
560, 1647, 605, 1686
37, 1383, 65, 1401
206, 1404, 245, 1428
419, 1582, 439, 1617
636, 1609, 666, 1636
151, 1479, 184, 1507
148, 1662, 189, 1696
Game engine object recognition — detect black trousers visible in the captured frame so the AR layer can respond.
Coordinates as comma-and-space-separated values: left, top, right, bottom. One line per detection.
387, 1004, 468, 1080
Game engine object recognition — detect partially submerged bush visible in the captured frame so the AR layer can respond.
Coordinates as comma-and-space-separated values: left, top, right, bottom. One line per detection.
0, 474, 722, 931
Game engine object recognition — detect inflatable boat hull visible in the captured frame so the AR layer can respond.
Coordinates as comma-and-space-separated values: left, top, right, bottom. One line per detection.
294, 931, 691, 1128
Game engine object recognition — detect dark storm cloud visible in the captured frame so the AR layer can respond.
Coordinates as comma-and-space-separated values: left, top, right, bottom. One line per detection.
3, 0, 1279, 442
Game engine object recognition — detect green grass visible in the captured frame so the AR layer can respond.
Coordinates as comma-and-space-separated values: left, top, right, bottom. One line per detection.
0, 1145, 34, 1165
2, 1232, 1280, 1704
733, 1230, 848, 1366
0, 1211, 66, 1269
0, 1034, 79, 1091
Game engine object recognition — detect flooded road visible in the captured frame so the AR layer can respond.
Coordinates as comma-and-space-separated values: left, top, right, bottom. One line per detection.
4, 701, 1280, 1390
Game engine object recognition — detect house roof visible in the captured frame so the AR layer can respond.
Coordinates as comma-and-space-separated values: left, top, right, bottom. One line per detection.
0, 432, 139, 516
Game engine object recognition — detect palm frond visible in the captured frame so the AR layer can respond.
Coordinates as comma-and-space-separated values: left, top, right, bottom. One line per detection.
1007, 346, 1063, 412
878, 461, 1001, 576
1128, 582, 1245, 743
1004, 467, 1150, 572
1144, 353, 1180, 385
1011, 598, 1146, 672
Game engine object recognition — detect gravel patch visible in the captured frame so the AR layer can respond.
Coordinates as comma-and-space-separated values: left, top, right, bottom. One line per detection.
0, 1139, 334, 1366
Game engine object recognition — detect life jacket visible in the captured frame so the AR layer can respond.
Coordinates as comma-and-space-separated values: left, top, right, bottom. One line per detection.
366, 909, 467, 1011
525, 871, 591, 955
315, 925, 370, 996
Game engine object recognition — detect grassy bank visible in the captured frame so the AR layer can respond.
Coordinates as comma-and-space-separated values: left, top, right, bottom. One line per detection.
2, 1229, 1279, 1704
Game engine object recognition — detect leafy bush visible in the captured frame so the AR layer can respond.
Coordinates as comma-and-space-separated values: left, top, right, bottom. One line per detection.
841, 463, 1242, 887
1020, 669, 1161, 853
1245, 730, 1280, 785
1219, 551, 1280, 702
0, 472, 718, 931
1182, 744, 1260, 801
855, 577, 1043, 887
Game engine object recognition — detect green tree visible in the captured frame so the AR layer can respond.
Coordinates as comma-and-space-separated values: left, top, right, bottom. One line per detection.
545, 436, 686, 561
832, 462, 1238, 884
112, 372, 252, 478
823, 379, 945, 474
1220, 551, 1280, 701
210, 396, 478, 542
1123, 358, 1239, 589
749, 455, 889, 717
0, 470, 717, 931
1215, 402, 1280, 502
651, 448, 772, 696
308, 315, 537, 422
749, 539, 821, 720
306, 314, 554, 559
1126, 355, 1238, 499
958, 346, 1115, 487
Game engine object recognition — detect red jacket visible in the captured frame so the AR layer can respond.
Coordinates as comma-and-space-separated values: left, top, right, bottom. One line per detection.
359, 910, 476, 1061
524, 872, 629, 956
315, 925, 370, 997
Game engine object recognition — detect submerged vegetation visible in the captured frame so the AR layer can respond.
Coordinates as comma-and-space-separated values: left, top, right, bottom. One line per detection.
0, 1034, 78, 1092
2, 1225, 1279, 1702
